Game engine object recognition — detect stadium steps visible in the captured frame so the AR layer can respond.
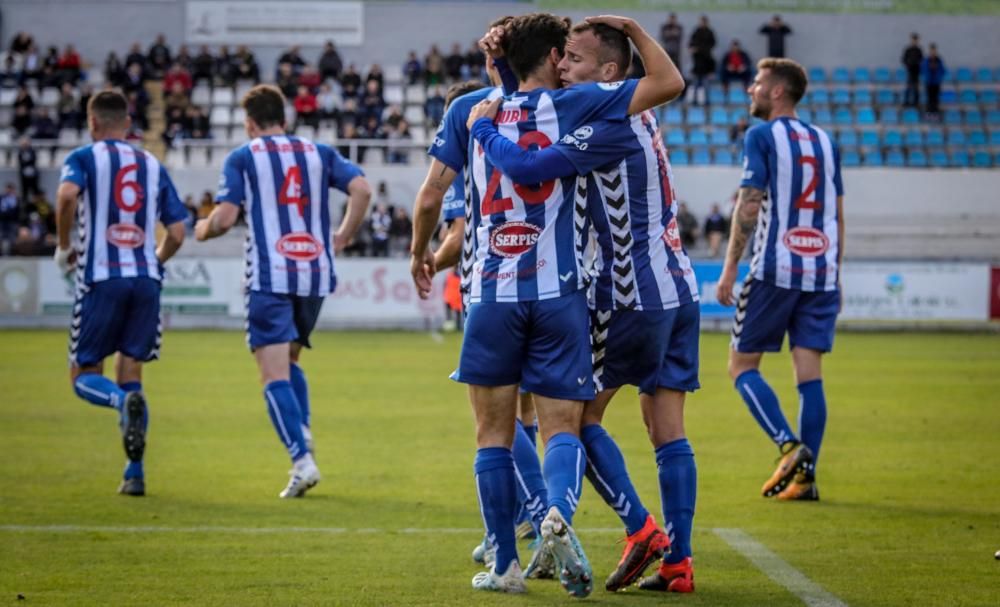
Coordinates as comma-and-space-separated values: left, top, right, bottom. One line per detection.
847, 214, 1000, 260
143, 80, 167, 161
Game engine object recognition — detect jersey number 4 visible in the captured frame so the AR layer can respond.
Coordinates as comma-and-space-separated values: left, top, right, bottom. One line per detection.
279, 166, 310, 217
794, 156, 821, 210
114, 164, 144, 213
480, 131, 556, 216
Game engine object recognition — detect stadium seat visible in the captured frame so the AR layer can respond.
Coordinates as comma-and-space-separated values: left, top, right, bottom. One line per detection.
689, 130, 709, 147
980, 90, 998, 105
950, 150, 970, 167
211, 88, 234, 106
940, 89, 958, 105
874, 67, 892, 84
404, 105, 424, 124
876, 88, 896, 105
165, 148, 186, 170
235, 80, 255, 101
188, 146, 210, 167
834, 108, 853, 125
841, 150, 861, 166
814, 108, 832, 124
856, 107, 876, 125
666, 130, 686, 146
907, 150, 928, 166
708, 88, 725, 105
965, 110, 984, 125
808, 66, 827, 83
687, 107, 706, 125
672, 149, 690, 165
988, 110, 1000, 125
976, 66, 994, 83
710, 128, 729, 146
712, 148, 734, 165
893, 67, 908, 83
880, 107, 899, 124
946, 130, 966, 146
926, 130, 945, 146
40, 88, 59, 106
883, 129, 902, 147
859, 129, 880, 147
886, 150, 905, 166
797, 108, 813, 123
58, 128, 79, 146
838, 129, 858, 147
0, 130, 11, 146
383, 64, 404, 84
968, 131, 987, 146
901, 108, 920, 124
863, 149, 883, 166
943, 109, 962, 125
210, 126, 230, 143
811, 89, 830, 105
955, 67, 973, 83
727, 89, 748, 105
904, 130, 923, 147
990, 131, 1000, 146
410, 125, 426, 142
191, 86, 211, 106
929, 149, 949, 167
0, 88, 15, 106
832, 88, 851, 105
663, 107, 683, 125
959, 89, 978, 105
730, 109, 748, 124
209, 107, 232, 126
973, 151, 992, 167
853, 67, 871, 83
832, 67, 850, 84
710, 107, 730, 126
384, 85, 404, 105
692, 148, 711, 164
405, 85, 426, 104
296, 125, 316, 140
232, 107, 247, 124
853, 90, 873, 105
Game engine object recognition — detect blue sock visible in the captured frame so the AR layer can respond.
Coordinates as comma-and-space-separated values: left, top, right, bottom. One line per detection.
475, 447, 519, 574
512, 420, 547, 534
655, 438, 697, 564
73, 373, 126, 410
289, 363, 310, 428
735, 370, 797, 447
264, 380, 308, 462
543, 432, 586, 525
798, 379, 827, 474
119, 381, 146, 480
581, 424, 649, 535
522, 423, 538, 447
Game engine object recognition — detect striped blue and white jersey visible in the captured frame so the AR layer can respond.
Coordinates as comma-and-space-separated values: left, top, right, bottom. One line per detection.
441, 169, 465, 223
462, 80, 638, 303
60, 140, 187, 285
549, 110, 699, 311
216, 135, 364, 297
741, 117, 843, 291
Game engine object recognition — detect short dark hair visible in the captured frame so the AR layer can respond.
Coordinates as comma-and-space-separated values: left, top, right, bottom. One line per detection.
87, 90, 128, 127
502, 13, 571, 82
489, 15, 515, 29
445, 81, 487, 109
570, 21, 632, 79
757, 57, 808, 104
242, 84, 286, 129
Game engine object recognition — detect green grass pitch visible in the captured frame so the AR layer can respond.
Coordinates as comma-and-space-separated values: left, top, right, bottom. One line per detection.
1, 329, 999, 606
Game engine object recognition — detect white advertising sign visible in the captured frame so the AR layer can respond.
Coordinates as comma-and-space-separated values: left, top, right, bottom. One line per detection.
186, 1, 364, 46
840, 262, 989, 321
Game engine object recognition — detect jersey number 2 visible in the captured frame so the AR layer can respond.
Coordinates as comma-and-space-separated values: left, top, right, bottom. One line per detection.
794, 156, 821, 210
114, 164, 144, 213
279, 166, 309, 217
480, 131, 556, 216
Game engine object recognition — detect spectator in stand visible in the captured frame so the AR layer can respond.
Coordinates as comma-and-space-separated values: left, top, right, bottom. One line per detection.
340, 98, 359, 130
41, 46, 60, 86
338, 122, 360, 161
13, 85, 35, 115
465, 40, 485, 76
689, 15, 717, 105
192, 45, 215, 86
341, 64, 362, 98
299, 65, 321, 91
17, 138, 39, 200
216, 45, 236, 85
369, 203, 392, 257
317, 83, 340, 125
123, 63, 145, 94
1, 55, 18, 87
275, 62, 298, 99
175, 45, 193, 71
318, 41, 343, 81
57, 82, 79, 129
922, 43, 946, 120
278, 45, 306, 74
387, 119, 411, 164
445, 43, 465, 81
389, 205, 413, 255
404, 51, 423, 85
358, 115, 386, 164
58, 44, 82, 84
29, 189, 56, 239
32, 108, 58, 139
164, 81, 191, 115
186, 106, 210, 139
660, 13, 684, 74
424, 85, 445, 126
676, 202, 699, 249
12, 106, 33, 137
384, 105, 404, 130
105, 52, 127, 88
0, 184, 20, 256
126, 90, 149, 131
147, 34, 172, 79
759, 14, 792, 58
125, 42, 146, 72
901, 33, 923, 107
10, 32, 34, 55
424, 45, 445, 86
294, 85, 320, 129
730, 115, 749, 146
366, 64, 385, 92
720, 40, 752, 94
359, 80, 385, 124
78, 84, 93, 124
704, 203, 727, 257
162, 109, 185, 149
163, 61, 193, 95
181, 194, 197, 234
234, 45, 259, 82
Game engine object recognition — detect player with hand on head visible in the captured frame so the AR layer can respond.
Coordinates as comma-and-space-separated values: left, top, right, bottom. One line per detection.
196, 84, 371, 498
467, 16, 699, 593
55, 90, 187, 496
715, 58, 844, 502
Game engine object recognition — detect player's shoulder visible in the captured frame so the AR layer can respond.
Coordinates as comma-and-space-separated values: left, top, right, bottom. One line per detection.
451, 86, 501, 114
745, 122, 777, 148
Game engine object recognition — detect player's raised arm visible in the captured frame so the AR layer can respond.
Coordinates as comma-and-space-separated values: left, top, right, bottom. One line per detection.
335, 175, 372, 252
585, 15, 685, 114
411, 158, 457, 298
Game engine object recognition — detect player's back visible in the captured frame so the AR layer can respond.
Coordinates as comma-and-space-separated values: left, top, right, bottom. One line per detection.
743, 117, 843, 292
63, 139, 178, 285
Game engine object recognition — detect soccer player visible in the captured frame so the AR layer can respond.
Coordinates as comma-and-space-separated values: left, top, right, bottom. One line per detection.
195, 85, 371, 498
468, 18, 698, 593
412, 12, 680, 595
54, 90, 187, 497
716, 59, 844, 502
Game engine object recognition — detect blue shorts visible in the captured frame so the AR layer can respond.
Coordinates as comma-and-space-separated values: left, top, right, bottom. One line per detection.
592, 301, 701, 395
732, 279, 839, 353
246, 291, 325, 351
70, 277, 162, 368
455, 291, 595, 401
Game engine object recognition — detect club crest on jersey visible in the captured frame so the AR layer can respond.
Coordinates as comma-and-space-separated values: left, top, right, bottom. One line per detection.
106, 223, 145, 249
276, 232, 323, 262
783, 226, 829, 257
662, 216, 683, 252
489, 221, 541, 258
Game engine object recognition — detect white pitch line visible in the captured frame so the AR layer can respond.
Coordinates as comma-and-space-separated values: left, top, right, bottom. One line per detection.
714, 528, 848, 607
0, 525, 625, 535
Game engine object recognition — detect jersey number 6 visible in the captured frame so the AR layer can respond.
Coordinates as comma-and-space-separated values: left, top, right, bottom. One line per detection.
114, 164, 144, 213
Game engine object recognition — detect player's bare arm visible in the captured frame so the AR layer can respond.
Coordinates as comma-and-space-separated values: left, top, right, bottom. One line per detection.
54, 181, 80, 272
194, 202, 240, 241
586, 15, 685, 113
335, 175, 373, 253
434, 218, 464, 270
716, 186, 765, 306
156, 222, 185, 265
410, 158, 457, 298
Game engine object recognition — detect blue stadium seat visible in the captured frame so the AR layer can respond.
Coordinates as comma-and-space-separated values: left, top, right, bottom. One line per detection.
886, 150, 905, 166
842, 150, 861, 166
965, 110, 983, 125
727, 89, 748, 105
853, 67, 871, 83
926, 130, 945, 146
940, 89, 957, 105
710, 107, 730, 125
907, 150, 928, 167
950, 150, 970, 167
884, 129, 903, 147
797, 108, 813, 123
808, 66, 827, 83
968, 131, 987, 146
860, 129, 880, 147
863, 150, 884, 166
980, 90, 998, 104
943, 110, 962, 125
832, 88, 851, 105
976, 67, 994, 83
838, 129, 858, 146
687, 107, 706, 125
689, 130, 709, 146
874, 67, 892, 84
996, 152, 1000, 166
664, 107, 683, 125
832, 67, 850, 83
904, 130, 923, 147
814, 108, 833, 124
853, 90, 873, 105
856, 107, 876, 125
834, 108, 853, 125
811, 89, 830, 105
955, 67, 974, 83
929, 149, 949, 167
876, 88, 896, 105
713, 148, 734, 165
988, 110, 1000, 125
894, 67, 908, 82
880, 107, 899, 124
973, 151, 991, 167
666, 129, 687, 146
946, 130, 966, 146
672, 149, 690, 165
710, 128, 729, 146
959, 89, 978, 104
901, 108, 920, 124
708, 88, 726, 105
692, 148, 711, 164
989, 131, 1000, 146
731, 109, 748, 124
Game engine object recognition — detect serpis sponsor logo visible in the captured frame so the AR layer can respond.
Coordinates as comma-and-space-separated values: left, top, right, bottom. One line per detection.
276, 232, 324, 262
489, 221, 541, 258
106, 223, 145, 249
782, 226, 829, 258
